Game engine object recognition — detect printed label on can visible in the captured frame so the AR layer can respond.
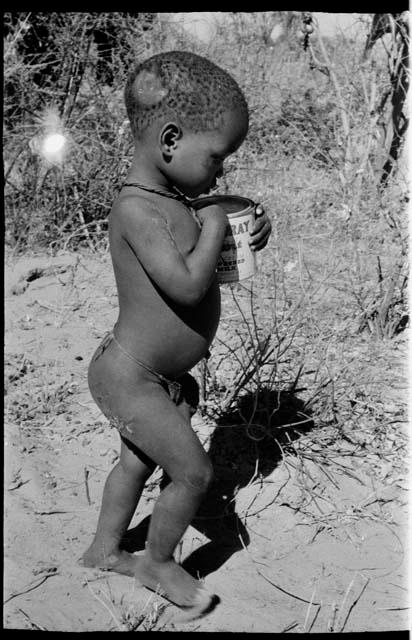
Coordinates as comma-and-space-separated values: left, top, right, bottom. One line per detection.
217, 210, 257, 283
191, 195, 257, 284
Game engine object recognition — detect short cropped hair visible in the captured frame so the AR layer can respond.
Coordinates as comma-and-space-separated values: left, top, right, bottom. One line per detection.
124, 50, 249, 138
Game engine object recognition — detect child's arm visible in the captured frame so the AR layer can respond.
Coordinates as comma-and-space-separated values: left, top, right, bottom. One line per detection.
120, 200, 227, 306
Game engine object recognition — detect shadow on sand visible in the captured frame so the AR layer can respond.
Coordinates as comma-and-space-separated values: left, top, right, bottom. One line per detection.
122, 387, 314, 579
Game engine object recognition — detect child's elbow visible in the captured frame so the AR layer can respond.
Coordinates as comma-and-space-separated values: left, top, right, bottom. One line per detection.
178, 286, 207, 306
171, 282, 207, 306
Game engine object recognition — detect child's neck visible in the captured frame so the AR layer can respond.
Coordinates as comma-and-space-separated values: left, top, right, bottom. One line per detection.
127, 149, 171, 192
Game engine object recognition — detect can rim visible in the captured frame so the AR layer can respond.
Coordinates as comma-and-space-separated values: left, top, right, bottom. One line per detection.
191, 194, 254, 215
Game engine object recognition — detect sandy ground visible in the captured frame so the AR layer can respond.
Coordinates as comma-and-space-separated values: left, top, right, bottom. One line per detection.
4, 250, 410, 632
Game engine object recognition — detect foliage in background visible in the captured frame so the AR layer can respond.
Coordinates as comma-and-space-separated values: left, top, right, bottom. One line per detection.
4, 11, 409, 343
4, 12, 156, 250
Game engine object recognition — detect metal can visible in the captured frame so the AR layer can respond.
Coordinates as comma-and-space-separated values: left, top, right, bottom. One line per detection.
193, 195, 257, 284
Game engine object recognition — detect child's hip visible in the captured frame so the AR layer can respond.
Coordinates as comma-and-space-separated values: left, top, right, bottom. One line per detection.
88, 331, 199, 419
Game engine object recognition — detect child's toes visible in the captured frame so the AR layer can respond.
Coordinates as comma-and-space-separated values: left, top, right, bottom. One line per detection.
174, 587, 220, 622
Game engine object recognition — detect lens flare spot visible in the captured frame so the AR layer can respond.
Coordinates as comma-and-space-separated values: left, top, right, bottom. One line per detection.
42, 133, 66, 159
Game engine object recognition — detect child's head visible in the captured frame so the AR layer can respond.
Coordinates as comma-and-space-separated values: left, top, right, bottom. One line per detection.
125, 50, 248, 139
124, 51, 249, 197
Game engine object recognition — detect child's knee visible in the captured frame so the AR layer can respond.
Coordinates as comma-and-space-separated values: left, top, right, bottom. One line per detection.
181, 458, 214, 493
120, 436, 157, 475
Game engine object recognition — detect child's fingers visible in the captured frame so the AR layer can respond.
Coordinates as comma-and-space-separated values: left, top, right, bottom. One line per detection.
255, 203, 264, 217
251, 203, 269, 233
248, 205, 272, 250
249, 211, 271, 235
248, 220, 272, 250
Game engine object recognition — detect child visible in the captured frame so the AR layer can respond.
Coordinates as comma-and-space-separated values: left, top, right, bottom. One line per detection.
81, 50, 272, 616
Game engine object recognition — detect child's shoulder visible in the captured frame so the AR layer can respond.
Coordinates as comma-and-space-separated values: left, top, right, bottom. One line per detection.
112, 191, 167, 227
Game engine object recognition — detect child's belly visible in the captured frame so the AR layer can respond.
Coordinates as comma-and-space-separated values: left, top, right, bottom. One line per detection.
115, 280, 221, 378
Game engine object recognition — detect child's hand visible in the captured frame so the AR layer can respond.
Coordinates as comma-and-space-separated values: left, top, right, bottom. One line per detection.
248, 203, 272, 251
195, 204, 228, 229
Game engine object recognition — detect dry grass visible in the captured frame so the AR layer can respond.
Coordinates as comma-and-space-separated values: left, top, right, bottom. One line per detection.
84, 577, 169, 631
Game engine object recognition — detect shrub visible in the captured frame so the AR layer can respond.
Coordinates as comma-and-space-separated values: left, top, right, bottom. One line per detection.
4, 12, 156, 251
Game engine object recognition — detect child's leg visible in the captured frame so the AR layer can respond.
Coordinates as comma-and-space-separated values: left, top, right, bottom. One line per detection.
81, 437, 155, 576
111, 384, 215, 607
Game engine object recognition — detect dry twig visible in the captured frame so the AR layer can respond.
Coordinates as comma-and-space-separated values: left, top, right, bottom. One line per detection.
4, 570, 59, 604
336, 575, 370, 632
17, 608, 47, 631
84, 466, 91, 505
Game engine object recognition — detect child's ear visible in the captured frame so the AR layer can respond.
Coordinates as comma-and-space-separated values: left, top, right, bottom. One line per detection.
160, 123, 182, 159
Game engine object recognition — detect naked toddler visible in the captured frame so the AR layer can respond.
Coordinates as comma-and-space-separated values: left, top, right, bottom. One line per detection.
81, 50, 272, 616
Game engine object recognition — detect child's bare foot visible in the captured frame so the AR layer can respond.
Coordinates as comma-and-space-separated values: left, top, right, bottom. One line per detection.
80, 543, 140, 577
134, 556, 220, 616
